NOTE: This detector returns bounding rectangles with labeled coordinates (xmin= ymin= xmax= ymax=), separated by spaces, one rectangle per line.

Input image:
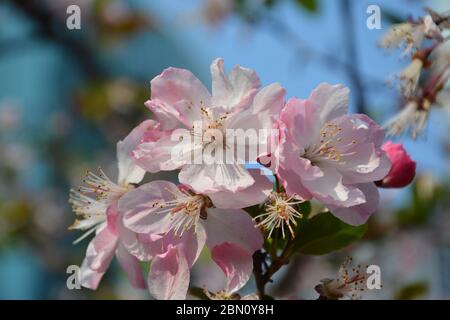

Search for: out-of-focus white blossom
xmin=384 ymin=100 xmax=430 ymax=138
xmin=200 ymin=0 xmax=234 ymax=26
xmin=431 ymin=43 xmax=450 ymax=89
xmin=315 ymin=257 xmax=367 ymax=300
xmin=379 ymin=15 xmax=442 ymax=57
xmin=399 ymin=58 xmax=423 ymax=96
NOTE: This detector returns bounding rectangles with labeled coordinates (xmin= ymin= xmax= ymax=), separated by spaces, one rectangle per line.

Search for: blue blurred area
xmin=0 ymin=245 xmax=44 ymax=299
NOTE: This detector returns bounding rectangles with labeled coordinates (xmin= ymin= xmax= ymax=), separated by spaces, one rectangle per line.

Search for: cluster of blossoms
xmin=69 ymin=58 xmax=415 ymax=299
xmin=380 ymin=9 xmax=450 ymax=138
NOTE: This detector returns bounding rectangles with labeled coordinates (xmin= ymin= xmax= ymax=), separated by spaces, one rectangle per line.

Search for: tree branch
xmin=340 ymin=0 xmax=368 ymax=114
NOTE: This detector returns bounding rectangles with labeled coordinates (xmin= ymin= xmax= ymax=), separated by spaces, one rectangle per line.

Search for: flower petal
xmin=148 ymin=245 xmax=190 ymax=300
xmin=251 ymin=83 xmax=285 ymax=118
xmin=162 ymin=225 xmax=206 ymax=267
xmin=84 ymin=225 xmax=118 ymax=273
xmin=279 ymin=97 xmax=320 ymax=150
xmin=204 ymin=208 xmax=263 ymax=253
xmin=211 ymin=242 xmax=254 ymax=293
xmin=144 ymin=100 xmax=180 ymax=131
xmin=302 ymin=166 xmax=366 ymax=208
xmin=115 ymin=243 xmax=146 ymax=289
xmin=133 ymin=132 xmax=198 ymax=173
xmin=326 ymin=183 xmax=379 ymax=226
xmin=119 ymin=215 xmax=164 ymax=261
xmin=117 ymin=120 xmax=157 ymax=185
xmin=339 ymin=143 xmax=391 ymax=184
xmin=277 ymin=166 xmax=313 ymax=200
xmin=211 ymin=58 xmax=260 ymax=112
xmin=309 ymin=83 xmax=349 ymax=125
xmin=179 ymin=163 xmax=254 ymax=194
xmin=120 ymin=181 xmax=180 ymax=234
xmin=208 ymin=169 xmax=272 ymax=209
xmin=79 ymin=258 xmax=105 ymax=290
xmin=150 ymin=67 xmax=211 ymax=127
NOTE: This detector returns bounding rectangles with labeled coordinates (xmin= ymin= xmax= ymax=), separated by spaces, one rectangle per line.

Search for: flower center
xmin=69 ymin=168 xmax=128 ymax=244
xmin=152 ymin=187 xmax=212 ymax=237
xmin=187 ymin=104 xmax=230 ymax=151
xmin=253 ymin=192 xmax=304 ymax=239
xmin=304 ymin=122 xmax=356 ymax=165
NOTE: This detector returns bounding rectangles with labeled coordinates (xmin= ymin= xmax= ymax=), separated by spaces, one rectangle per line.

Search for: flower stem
xmin=253 ymin=237 xmax=296 ymax=299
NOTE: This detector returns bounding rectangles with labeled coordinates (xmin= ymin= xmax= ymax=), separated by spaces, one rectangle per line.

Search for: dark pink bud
xmin=377 ymin=141 xmax=416 ymax=188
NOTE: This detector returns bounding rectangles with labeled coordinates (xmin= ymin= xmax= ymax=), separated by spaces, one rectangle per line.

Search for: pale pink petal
xmin=133 ymin=133 xmax=198 ymax=173
xmin=302 ymin=167 xmax=366 ymax=208
xmin=84 ymin=226 xmax=118 ymax=272
xmin=106 ymin=202 xmax=122 ymax=235
xmin=119 ymin=215 xmax=164 ymax=261
xmin=277 ymin=166 xmax=313 ymax=200
xmin=251 ymin=83 xmax=285 ymax=118
xmin=117 ymin=120 xmax=157 ymax=185
xmin=179 ymin=163 xmax=254 ymax=194
xmin=148 ymin=245 xmax=190 ymax=300
xmin=279 ymin=141 xmax=323 ymax=181
xmin=339 ymin=143 xmax=391 ymax=184
xmin=162 ymin=225 xmax=206 ymax=267
xmin=279 ymin=98 xmax=320 ymax=150
xmin=354 ymin=114 xmax=386 ymax=147
xmin=150 ymin=67 xmax=211 ymax=127
xmin=204 ymin=208 xmax=263 ymax=253
xmin=309 ymin=83 xmax=349 ymax=125
xmin=144 ymin=99 xmax=180 ymax=131
xmin=120 ymin=181 xmax=180 ymax=234
xmin=327 ymin=183 xmax=379 ymax=226
xmin=208 ymin=170 xmax=272 ymax=209
xmin=211 ymin=58 xmax=260 ymax=112
xmin=79 ymin=258 xmax=105 ymax=290
xmin=211 ymin=242 xmax=254 ymax=293
xmin=115 ymin=242 xmax=146 ymax=289
xmin=224 ymin=111 xmax=273 ymax=165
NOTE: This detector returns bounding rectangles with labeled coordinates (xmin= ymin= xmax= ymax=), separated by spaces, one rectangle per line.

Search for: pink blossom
xmin=133 ymin=58 xmax=284 ymax=196
xmin=276 ymin=83 xmax=391 ymax=226
xmin=377 ymin=141 xmax=416 ymax=188
xmin=69 ymin=120 xmax=160 ymax=289
xmin=118 ymin=180 xmax=264 ymax=299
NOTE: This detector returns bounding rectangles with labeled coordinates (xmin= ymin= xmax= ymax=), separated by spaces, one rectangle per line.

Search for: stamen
xmin=254 ymin=192 xmax=304 ymax=239
xmin=151 ymin=187 xmax=211 ymax=237
xmin=68 ymin=168 xmax=127 ymax=243
xmin=304 ymin=122 xmax=357 ymax=165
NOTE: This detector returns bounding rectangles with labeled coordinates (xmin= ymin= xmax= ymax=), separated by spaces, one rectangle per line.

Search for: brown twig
xmin=340 ymin=0 xmax=368 ymax=115
xmin=253 ymin=237 xmax=296 ymax=299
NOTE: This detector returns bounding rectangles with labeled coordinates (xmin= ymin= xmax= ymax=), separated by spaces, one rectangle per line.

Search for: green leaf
xmin=298 ymin=200 xmax=311 ymax=218
xmin=295 ymin=0 xmax=318 ymax=13
xmin=394 ymin=282 xmax=428 ymax=300
xmin=293 ymin=212 xmax=367 ymax=255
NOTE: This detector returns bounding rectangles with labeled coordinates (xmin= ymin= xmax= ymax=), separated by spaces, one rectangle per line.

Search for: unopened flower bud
xmin=377 ymin=141 xmax=416 ymax=188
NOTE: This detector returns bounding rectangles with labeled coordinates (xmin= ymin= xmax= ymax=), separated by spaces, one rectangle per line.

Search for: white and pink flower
xmin=118 ymin=180 xmax=264 ymax=300
xmin=133 ymin=58 xmax=284 ymax=196
xmin=276 ymin=83 xmax=391 ymax=226
xmin=69 ymin=120 xmax=159 ymax=289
